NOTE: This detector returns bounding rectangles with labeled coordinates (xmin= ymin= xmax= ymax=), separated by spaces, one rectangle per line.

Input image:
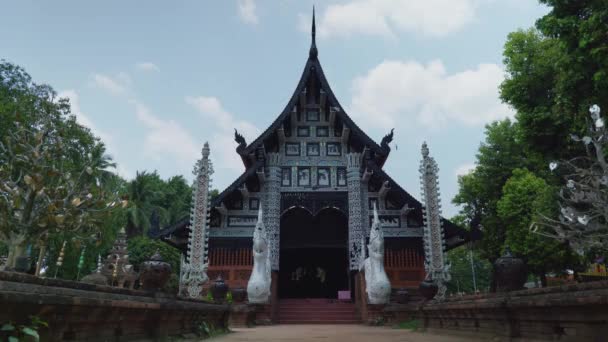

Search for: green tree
xmin=124 ymin=171 xmax=163 ymax=238
xmin=161 ymin=175 xmax=192 ymax=226
xmin=127 ymin=236 xmax=181 ymax=292
xmin=501 ymin=0 xmax=608 ymax=161
xmin=497 ymin=169 xmax=579 ymax=285
xmin=446 ymin=247 xmax=492 ymax=295
xmin=123 ymin=171 xmax=192 ymax=238
xmin=453 ymin=119 xmax=537 ymax=262
xmin=0 ymin=61 xmax=121 ymax=269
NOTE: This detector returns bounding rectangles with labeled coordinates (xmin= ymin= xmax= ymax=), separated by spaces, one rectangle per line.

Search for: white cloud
xmin=310 ymin=0 xmax=479 ymax=39
xmin=237 ymin=0 xmax=258 ymax=25
xmin=349 ymin=59 xmax=513 ymax=130
xmin=58 ymin=90 xmax=114 ymax=146
xmin=455 ymin=163 xmax=476 ymax=177
xmin=57 ymin=90 xmax=133 ymax=178
xmin=186 ymin=96 xmax=260 ymax=173
xmin=131 ymin=100 xmax=200 ymax=166
xmin=135 ymin=62 xmax=160 ymax=72
xmin=91 ymin=73 xmax=129 ymax=95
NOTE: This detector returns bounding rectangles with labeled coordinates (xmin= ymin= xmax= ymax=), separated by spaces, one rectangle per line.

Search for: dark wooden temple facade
xmin=151 ymin=14 xmax=472 ymax=300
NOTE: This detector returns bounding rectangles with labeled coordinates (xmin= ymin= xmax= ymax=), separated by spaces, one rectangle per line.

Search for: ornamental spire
xmin=419 ymin=142 xmax=450 ymax=300
xmin=309 ymin=6 xmax=318 ymax=59
xmin=181 ymin=142 xmax=212 ymax=298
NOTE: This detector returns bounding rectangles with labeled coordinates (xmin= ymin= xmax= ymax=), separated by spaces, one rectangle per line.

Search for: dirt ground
xmin=207 ymin=324 xmax=488 ymax=342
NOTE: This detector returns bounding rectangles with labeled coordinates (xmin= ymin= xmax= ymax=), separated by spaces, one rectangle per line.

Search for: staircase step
xmin=278 ymin=319 xmax=361 ymax=324
xmin=279 ymin=307 xmax=356 ymax=312
xmin=278 ymin=299 xmax=361 ymax=324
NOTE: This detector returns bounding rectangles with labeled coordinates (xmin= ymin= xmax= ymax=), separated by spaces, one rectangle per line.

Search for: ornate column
xmin=419 ymin=142 xmax=450 ymax=300
xmin=347 ymin=152 xmax=363 ymax=270
xmin=181 ymin=142 xmax=212 ymax=298
xmin=265 ymin=152 xmax=281 ymax=270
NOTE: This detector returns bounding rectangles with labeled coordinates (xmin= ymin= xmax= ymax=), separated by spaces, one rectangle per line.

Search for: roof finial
xmin=309 ymin=6 xmax=318 ymax=59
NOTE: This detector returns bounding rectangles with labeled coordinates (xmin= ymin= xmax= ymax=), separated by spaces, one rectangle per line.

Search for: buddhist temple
xmin=151 ymin=11 xmax=473 ymax=304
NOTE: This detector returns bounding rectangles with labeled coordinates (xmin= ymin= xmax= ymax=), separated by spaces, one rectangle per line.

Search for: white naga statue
xmin=247 ymin=207 xmax=272 ymax=303
xmin=361 ymin=204 xmax=391 ymax=304
xmin=180 ymin=143 xmax=211 ymax=298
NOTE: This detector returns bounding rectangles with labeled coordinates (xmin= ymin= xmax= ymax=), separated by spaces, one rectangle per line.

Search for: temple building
xmin=151 ymin=12 xmax=472 ymax=302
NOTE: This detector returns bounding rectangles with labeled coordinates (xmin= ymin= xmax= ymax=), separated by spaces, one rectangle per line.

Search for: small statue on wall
xmin=247 ymin=207 xmax=272 ymax=303
xmin=361 ymin=204 xmax=391 ymax=304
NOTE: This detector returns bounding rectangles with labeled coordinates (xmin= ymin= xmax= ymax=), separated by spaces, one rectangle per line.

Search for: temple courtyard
xmin=207 ymin=325 xmax=484 ymax=342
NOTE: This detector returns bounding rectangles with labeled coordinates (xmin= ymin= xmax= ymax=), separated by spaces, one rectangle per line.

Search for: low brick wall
xmin=0 ymin=271 xmax=229 ymax=341
xmin=380 ymin=281 xmax=608 ymax=341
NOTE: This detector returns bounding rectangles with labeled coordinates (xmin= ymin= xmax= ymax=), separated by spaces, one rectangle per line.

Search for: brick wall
xmin=0 ymin=271 xmax=229 ymax=341
xmin=381 ymin=280 xmax=608 ymax=341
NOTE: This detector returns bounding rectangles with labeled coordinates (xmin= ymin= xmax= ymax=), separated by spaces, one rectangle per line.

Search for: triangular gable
xmin=237 ymin=46 xmax=391 ymax=169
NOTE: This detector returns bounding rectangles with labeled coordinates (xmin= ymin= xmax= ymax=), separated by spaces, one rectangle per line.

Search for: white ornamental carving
xmin=347 ymin=152 xmax=364 ymax=270
xmin=181 ymin=142 xmax=212 ymax=298
xmin=247 ymin=207 xmax=272 ymax=303
xmin=419 ymin=142 xmax=451 ymax=300
xmin=360 ymin=204 xmax=391 ymax=304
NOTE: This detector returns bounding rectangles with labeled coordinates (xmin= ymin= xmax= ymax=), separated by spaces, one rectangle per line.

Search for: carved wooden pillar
xmin=347 ymin=152 xmax=363 ymax=270
xmin=265 ymin=153 xmax=281 ymax=271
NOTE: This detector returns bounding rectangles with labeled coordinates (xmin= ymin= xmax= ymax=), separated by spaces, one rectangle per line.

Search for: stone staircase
xmin=278 ymin=298 xmax=361 ymax=324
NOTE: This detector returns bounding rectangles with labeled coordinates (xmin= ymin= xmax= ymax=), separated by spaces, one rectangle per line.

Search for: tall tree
xmin=124 ymin=171 xmax=161 ymax=238
xmin=454 ymin=1 xmax=606 ymax=283
xmin=501 ymin=1 xmax=608 ymax=161
xmin=453 ymin=119 xmax=538 ymax=262
xmin=123 ymin=171 xmax=192 ymax=238
xmin=0 ymin=61 xmax=121 ymax=269
xmin=497 ymin=168 xmax=579 ymax=285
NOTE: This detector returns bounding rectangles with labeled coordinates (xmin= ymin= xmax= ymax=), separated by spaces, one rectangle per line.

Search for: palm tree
xmin=124 ymin=171 xmax=167 ymax=238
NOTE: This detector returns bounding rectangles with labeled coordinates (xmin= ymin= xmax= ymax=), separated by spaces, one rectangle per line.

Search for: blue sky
xmin=1 ymin=0 xmax=548 ymax=217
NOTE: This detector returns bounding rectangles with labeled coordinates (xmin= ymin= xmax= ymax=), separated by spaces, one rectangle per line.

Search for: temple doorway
xmin=279 ymin=207 xmax=349 ymax=299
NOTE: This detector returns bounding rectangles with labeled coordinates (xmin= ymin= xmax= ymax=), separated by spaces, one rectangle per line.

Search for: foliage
xmin=497 ymin=169 xmax=580 ymax=283
xmin=501 ymin=0 xmax=608 ymax=161
xmin=453 ymin=120 xmax=541 ymax=262
xmin=127 ymin=236 xmax=180 ymax=272
xmin=1 ymin=316 xmax=48 ymax=342
xmin=0 ymin=61 xmax=122 ymax=269
xmin=193 ymin=320 xmax=226 ymax=339
xmin=446 ymin=246 xmax=492 ymax=295
xmin=500 ymin=29 xmax=578 ymax=159
xmin=124 ymin=171 xmax=191 ymax=238
xmin=393 ymin=319 xmax=420 ymax=331
xmin=226 ymin=290 xmax=233 ymax=304
xmin=537 ymin=0 xmax=608 ymax=115
xmin=454 ymin=1 xmax=608 ymax=282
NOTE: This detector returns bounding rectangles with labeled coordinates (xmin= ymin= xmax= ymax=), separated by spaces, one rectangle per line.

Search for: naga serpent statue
xmin=247 ymin=207 xmax=272 ymax=303
xmin=361 ymin=204 xmax=391 ymax=304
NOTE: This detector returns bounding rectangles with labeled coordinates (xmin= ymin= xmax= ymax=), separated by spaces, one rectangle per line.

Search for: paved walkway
xmin=210 ymin=325 xmax=483 ymax=341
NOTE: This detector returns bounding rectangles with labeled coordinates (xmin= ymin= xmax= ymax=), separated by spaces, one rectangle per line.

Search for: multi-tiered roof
xmin=151 ymin=10 xmax=475 ymax=249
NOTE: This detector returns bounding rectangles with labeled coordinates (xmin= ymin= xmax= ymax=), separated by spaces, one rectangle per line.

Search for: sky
xmin=0 ymin=0 xmax=549 ymax=217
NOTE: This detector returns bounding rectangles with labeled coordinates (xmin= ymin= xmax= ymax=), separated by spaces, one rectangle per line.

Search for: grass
xmin=394 ymin=319 xmax=420 ymax=331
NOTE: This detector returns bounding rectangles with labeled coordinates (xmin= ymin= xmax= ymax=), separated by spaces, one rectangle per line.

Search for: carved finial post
xmin=419 ymin=142 xmax=450 ymax=300
xmin=181 ymin=142 xmax=212 ymax=298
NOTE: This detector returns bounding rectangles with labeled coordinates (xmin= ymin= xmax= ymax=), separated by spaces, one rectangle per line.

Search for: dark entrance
xmin=279 ymin=206 xmax=349 ymax=299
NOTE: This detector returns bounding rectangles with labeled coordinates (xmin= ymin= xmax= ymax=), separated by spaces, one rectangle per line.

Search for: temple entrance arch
xmin=279 ymin=205 xmax=349 ymax=299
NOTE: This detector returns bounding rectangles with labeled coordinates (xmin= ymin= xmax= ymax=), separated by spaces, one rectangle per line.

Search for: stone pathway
xmin=209 ymin=325 xmax=484 ymax=341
